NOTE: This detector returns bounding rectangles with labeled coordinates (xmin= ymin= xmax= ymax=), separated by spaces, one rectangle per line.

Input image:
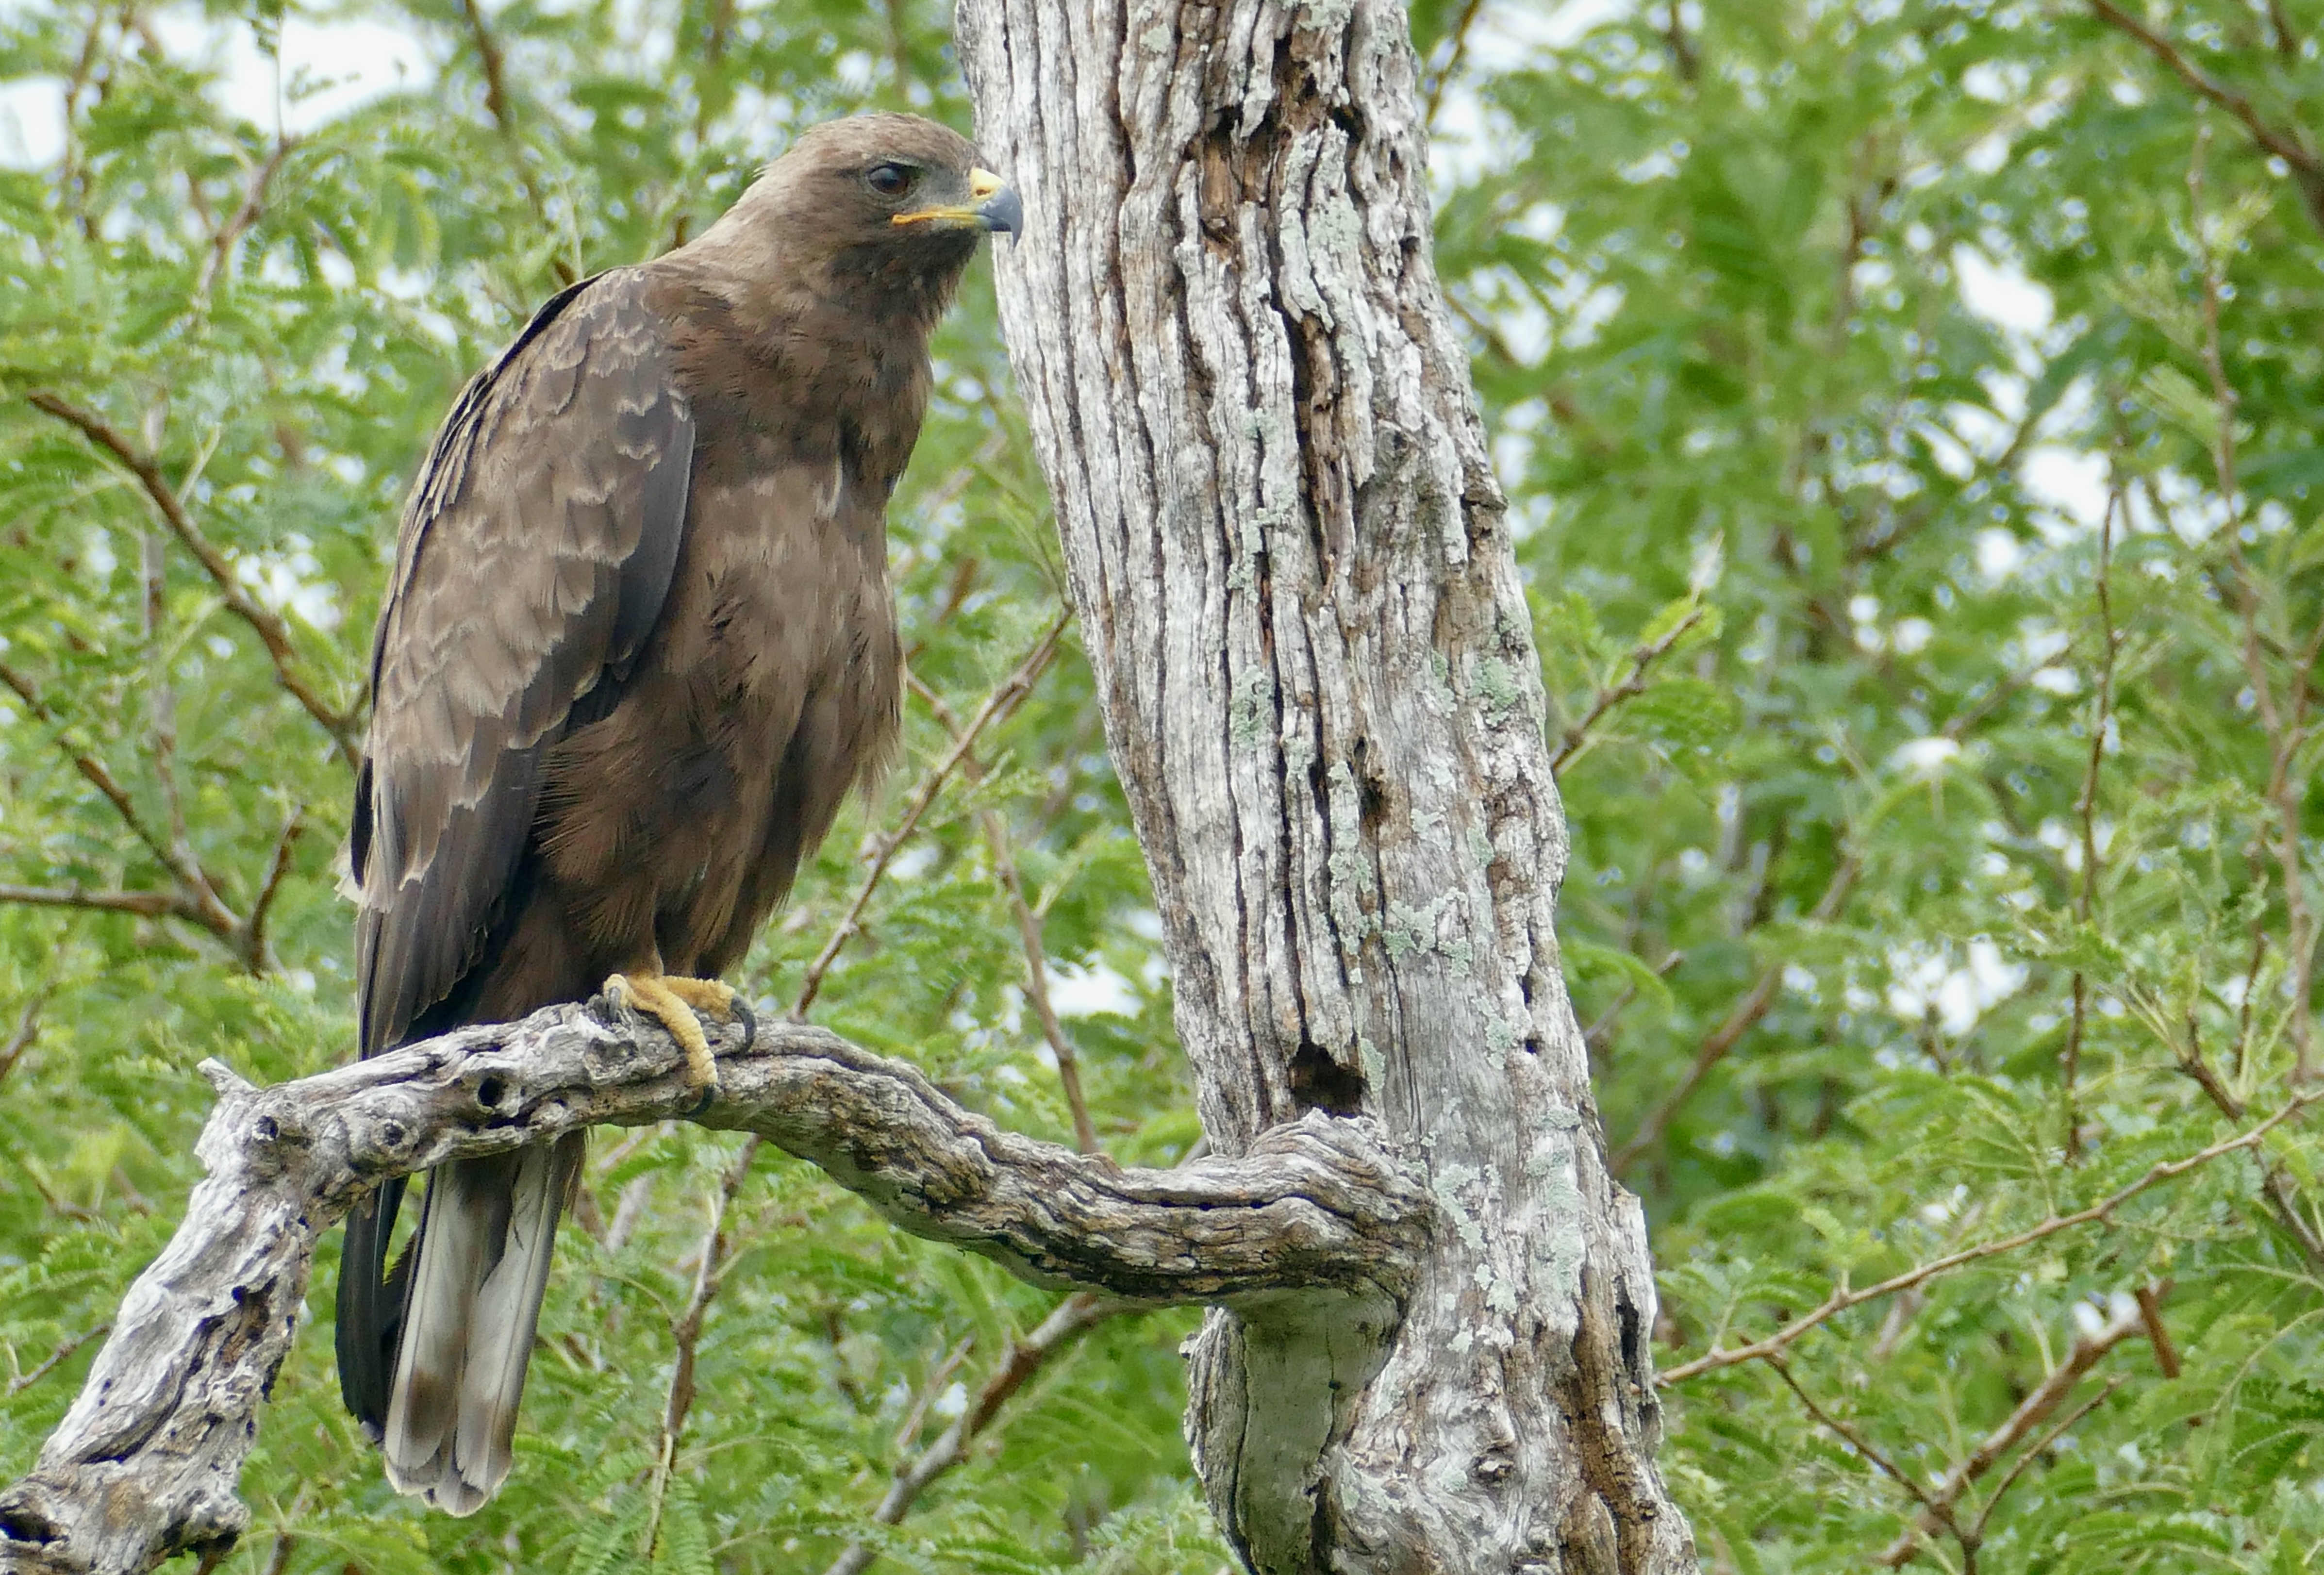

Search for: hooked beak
xmin=892 ymin=167 xmax=1023 ymax=242
xmin=968 ymin=167 xmax=1023 ymax=240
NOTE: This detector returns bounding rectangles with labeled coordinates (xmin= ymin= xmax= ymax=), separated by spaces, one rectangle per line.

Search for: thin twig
xmin=2086 ymin=0 xmax=2324 ymax=236
xmin=2188 ymin=128 xmax=2320 ymax=1082
xmin=1966 ymin=1378 xmax=2120 ymax=1544
xmin=2133 ymin=1281 xmax=2180 ymax=1378
xmin=821 ymin=1293 xmax=1127 ymax=1575
xmin=2062 ymin=473 xmax=2125 ymax=1159
xmin=0 ymin=654 xmax=299 ymax=970
xmin=2265 ymin=0 xmax=2301 ymax=59
xmin=1661 ymin=0 xmax=1699 ymax=83
xmin=891 ymin=1333 xmax=976 ymax=1458
xmin=1770 ymin=1358 xmax=1951 ymax=1529
xmin=0 ymin=988 xmax=48 ymax=1089
xmin=906 ymin=667 xmax=1100 ymax=1153
xmin=643 ymin=1133 xmax=761 ymax=1558
xmin=7 ymin=1324 xmax=110 ymax=1397
xmin=1659 ymin=1099 xmax=2316 ymax=1383
xmin=25 ymin=393 xmax=361 ymax=767
xmin=2171 ymin=996 xmax=2324 ymax=1274
xmin=1421 ymin=0 xmax=1488 ymax=127
xmin=456 ymin=0 xmax=574 ymax=285
xmin=0 ymin=659 xmax=219 ymax=912
xmin=239 ymin=807 xmax=305 ymax=973
xmin=1551 ymin=605 xmax=1708 ymax=774
xmin=0 ymin=884 xmax=202 ymax=922
xmin=191 ymin=135 xmax=295 ymax=310
xmin=1612 ymin=855 xmax=1858 ymax=1172
xmin=1874 ymin=1288 xmax=2154 ymax=1566
xmin=791 ymin=612 xmax=1072 ymax=1018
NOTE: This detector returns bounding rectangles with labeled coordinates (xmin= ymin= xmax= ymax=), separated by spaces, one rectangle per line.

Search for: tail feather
xmin=382 ymin=1134 xmax=585 ymax=1515
xmin=454 ymin=1138 xmax=578 ymax=1490
xmin=336 ymin=1176 xmax=407 ymax=1433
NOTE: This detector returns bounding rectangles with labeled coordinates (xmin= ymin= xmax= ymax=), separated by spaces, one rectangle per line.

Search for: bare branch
xmin=1660 ymin=1101 xmax=2316 ymax=1383
xmin=2086 ymin=0 xmax=2324 ymax=236
xmin=824 ymin=1292 xmax=1127 ymax=1575
xmin=24 ymin=393 xmax=362 ymax=767
xmin=792 ymin=612 xmax=1072 ymax=1016
xmin=0 ymin=1003 xmax=1422 ymax=1575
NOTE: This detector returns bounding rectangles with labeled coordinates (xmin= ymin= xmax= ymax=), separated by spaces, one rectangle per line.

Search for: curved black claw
xmin=730 ymin=995 xmax=758 ymax=1053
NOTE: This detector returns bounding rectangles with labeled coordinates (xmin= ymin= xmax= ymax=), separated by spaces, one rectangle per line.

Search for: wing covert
xmin=354 ymin=268 xmax=694 ymax=1057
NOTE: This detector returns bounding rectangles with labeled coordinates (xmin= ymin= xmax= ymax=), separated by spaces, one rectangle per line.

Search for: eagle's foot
xmin=604 ymin=973 xmax=736 ymax=1092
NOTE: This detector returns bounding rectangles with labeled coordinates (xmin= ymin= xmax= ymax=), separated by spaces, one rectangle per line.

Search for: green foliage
xmin=7 ymin=0 xmax=2324 ymax=1569
xmin=0 ymin=1 xmax=1219 ymax=1569
xmin=1434 ymin=0 xmax=2324 ymax=1566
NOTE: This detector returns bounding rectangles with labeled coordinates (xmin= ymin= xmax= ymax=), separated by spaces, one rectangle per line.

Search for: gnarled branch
xmin=0 ymin=1000 xmax=1424 ymax=1575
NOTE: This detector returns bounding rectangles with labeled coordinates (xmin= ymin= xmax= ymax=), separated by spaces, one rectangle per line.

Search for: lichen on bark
xmin=957 ymin=2 xmax=1697 ymax=1568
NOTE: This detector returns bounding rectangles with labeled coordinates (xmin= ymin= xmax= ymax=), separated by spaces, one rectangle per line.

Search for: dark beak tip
xmin=980 ymin=186 xmax=1025 ymax=242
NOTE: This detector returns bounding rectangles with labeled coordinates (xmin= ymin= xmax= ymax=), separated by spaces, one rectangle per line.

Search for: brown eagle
xmin=336 ymin=113 xmax=1019 ymax=1513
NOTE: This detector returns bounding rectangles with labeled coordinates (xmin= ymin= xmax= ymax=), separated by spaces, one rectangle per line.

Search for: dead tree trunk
xmin=956 ymin=5 xmax=1697 ymax=1571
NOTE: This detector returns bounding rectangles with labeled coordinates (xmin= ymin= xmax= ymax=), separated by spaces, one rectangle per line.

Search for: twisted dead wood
xmin=0 ymin=1000 xmax=1424 ymax=1575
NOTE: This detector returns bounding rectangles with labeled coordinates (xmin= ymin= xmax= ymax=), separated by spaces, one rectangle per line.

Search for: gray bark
xmin=0 ymin=1006 xmax=1421 ymax=1575
xmin=955 ymin=4 xmax=1696 ymax=1571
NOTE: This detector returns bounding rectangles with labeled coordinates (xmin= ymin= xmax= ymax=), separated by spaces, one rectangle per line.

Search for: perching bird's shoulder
xmin=354 ymin=268 xmax=696 ymax=1056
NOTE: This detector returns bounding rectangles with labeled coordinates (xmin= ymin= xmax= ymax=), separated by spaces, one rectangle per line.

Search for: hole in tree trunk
xmin=1288 ymin=1040 xmax=1366 ymax=1116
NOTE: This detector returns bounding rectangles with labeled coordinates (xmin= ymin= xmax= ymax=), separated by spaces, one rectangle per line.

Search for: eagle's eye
xmin=866 ymin=162 xmax=917 ymax=199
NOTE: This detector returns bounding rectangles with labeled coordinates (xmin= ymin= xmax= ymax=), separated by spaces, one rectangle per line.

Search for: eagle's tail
xmin=336 ymin=1175 xmax=407 ymax=1433
xmin=380 ymin=1134 xmax=585 ymax=1515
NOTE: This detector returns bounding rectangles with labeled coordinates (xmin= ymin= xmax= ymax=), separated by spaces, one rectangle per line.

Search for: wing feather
xmin=354 ymin=268 xmax=695 ymax=1058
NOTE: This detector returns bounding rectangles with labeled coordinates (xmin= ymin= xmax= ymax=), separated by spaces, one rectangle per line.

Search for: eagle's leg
xmin=603 ymin=972 xmax=738 ymax=1090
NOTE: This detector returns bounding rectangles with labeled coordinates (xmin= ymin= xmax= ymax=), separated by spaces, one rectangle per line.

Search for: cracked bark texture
xmin=0 ymin=1008 xmax=1422 ymax=1575
xmin=956 ymin=4 xmax=1696 ymax=1571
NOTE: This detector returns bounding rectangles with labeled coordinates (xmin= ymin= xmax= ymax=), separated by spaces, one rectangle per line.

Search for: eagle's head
xmin=700 ymin=112 xmax=1020 ymax=318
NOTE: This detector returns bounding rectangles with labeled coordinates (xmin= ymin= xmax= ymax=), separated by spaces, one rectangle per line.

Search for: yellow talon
xmin=604 ymin=973 xmax=737 ymax=1092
